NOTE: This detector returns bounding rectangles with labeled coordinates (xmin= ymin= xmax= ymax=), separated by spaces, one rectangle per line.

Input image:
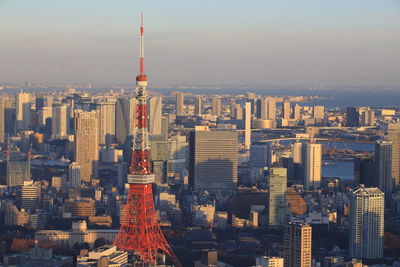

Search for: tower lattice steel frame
xmin=113 ymin=13 xmax=182 ymax=267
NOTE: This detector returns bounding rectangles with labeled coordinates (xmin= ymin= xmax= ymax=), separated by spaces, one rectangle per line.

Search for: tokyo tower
xmin=113 ymin=13 xmax=182 ymax=267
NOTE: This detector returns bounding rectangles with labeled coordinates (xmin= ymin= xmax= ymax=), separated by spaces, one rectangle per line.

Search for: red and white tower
xmin=113 ymin=14 xmax=182 ymax=267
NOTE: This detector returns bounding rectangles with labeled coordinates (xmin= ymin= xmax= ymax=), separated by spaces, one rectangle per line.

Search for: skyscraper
xmin=0 ymin=98 xmax=4 ymax=143
xmin=249 ymin=143 xmax=271 ymax=168
xmin=361 ymin=109 xmax=375 ymax=126
xmin=354 ymin=156 xmax=375 ymax=186
xmin=291 ymin=142 xmax=302 ymax=164
xmin=293 ymin=104 xmax=301 ymax=120
xmin=74 ymin=111 xmax=99 ymax=183
xmin=302 ymin=142 xmax=322 ymax=189
xmin=268 ymin=168 xmax=287 ymax=226
xmin=115 ymin=97 xmax=136 ymax=144
xmin=148 ymin=97 xmax=162 ymax=135
xmin=51 ymin=103 xmax=68 ymax=139
xmin=189 ymin=127 xmax=238 ymax=191
xmin=282 ymin=101 xmax=291 ymax=120
xmin=349 ymin=186 xmax=384 ymax=259
xmin=168 ymin=135 xmax=188 ymax=175
xmin=96 ymin=101 xmax=116 ymax=145
xmin=234 ymin=103 xmax=243 ymax=120
xmin=284 ymin=222 xmax=312 ymax=267
xmin=375 ymin=140 xmax=392 ymax=201
xmin=388 ymin=123 xmax=400 ymax=187
xmin=176 ymin=92 xmax=184 ymax=116
xmin=69 ymin=162 xmax=81 ymax=189
xmin=195 ymin=96 xmax=202 ymax=116
xmin=257 ymin=98 xmax=276 ymax=120
xmin=212 ymin=97 xmax=221 ymax=116
xmin=229 ymin=99 xmax=236 ymax=118
xmin=244 ymin=102 xmax=251 ymax=150
xmin=313 ymin=106 xmax=324 ymax=120
xmin=15 ymin=92 xmax=31 ymax=131
xmin=346 ymin=107 xmax=360 ymax=127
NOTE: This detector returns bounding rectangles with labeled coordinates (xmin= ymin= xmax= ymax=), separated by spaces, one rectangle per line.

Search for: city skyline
xmin=1 ymin=0 xmax=400 ymax=86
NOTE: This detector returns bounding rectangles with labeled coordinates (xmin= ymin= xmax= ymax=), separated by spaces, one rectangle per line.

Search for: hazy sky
xmin=1 ymin=0 xmax=400 ymax=86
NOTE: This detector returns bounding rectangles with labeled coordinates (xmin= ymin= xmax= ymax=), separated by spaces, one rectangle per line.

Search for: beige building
xmin=176 ymin=92 xmax=184 ymax=116
xmin=282 ymin=101 xmax=291 ymax=120
xmin=244 ymin=102 xmax=251 ymax=150
xmin=96 ymin=101 xmax=116 ymax=145
xmin=313 ymin=106 xmax=324 ymax=120
xmin=74 ymin=111 xmax=99 ymax=183
xmin=15 ymin=92 xmax=31 ymax=131
xmin=302 ymin=143 xmax=322 ymax=190
xmin=388 ymin=123 xmax=400 ymax=186
xmin=51 ymin=103 xmax=68 ymax=139
xmin=64 ymin=198 xmax=95 ymax=217
xmin=148 ymin=97 xmax=163 ymax=135
xmin=212 ymin=97 xmax=221 ymax=116
xmin=256 ymin=256 xmax=284 ymax=267
xmin=284 ymin=222 xmax=312 ymax=267
xmin=195 ymin=96 xmax=202 ymax=116
xmin=35 ymin=221 xmax=118 ymax=248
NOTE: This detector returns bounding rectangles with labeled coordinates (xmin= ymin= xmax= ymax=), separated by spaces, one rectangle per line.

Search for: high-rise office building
xmin=291 ymin=142 xmax=302 ymax=164
xmin=35 ymin=95 xmax=53 ymax=112
xmin=38 ymin=106 xmax=52 ymax=128
xmin=313 ymin=106 xmax=324 ymax=120
xmin=168 ymin=135 xmax=188 ymax=175
xmin=266 ymin=98 xmax=276 ymax=120
xmin=375 ymin=140 xmax=392 ymax=201
xmin=7 ymin=157 xmax=31 ymax=187
xmin=249 ymin=143 xmax=271 ymax=168
xmin=4 ymin=98 xmax=15 ymax=136
xmin=284 ymin=222 xmax=312 ymax=267
xmin=15 ymin=92 xmax=31 ymax=131
xmin=361 ymin=109 xmax=375 ymax=126
xmin=51 ymin=103 xmax=68 ymax=139
xmin=302 ymin=142 xmax=322 ymax=189
xmin=149 ymin=135 xmax=169 ymax=184
xmin=148 ymin=97 xmax=162 ymax=135
xmin=74 ymin=111 xmax=99 ymax=183
xmin=388 ymin=123 xmax=400 ymax=186
xmin=244 ymin=102 xmax=251 ymax=150
xmin=69 ymin=162 xmax=81 ymax=188
xmin=354 ymin=156 xmax=375 ymax=186
xmin=0 ymin=98 xmax=4 ymax=143
xmin=282 ymin=101 xmax=291 ymax=120
xmin=230 ymin=99 xmax=236 ymax=118
xmin=293 ymin=104 xmax=301 ymax=120
xmin=20 ymin=180 xmax=41 ymax=211
xmin=346 ymin=107 xmax=360 ymax=127
xmin=349 ymin=186 xmax=384 ymax=259
xmin=96 ymin=101 xmax=116 ymax=145
xmin=176 ymin=92 xmax=184 ymax=116
xmin=257 ymin=98 xmax=276 ymax=120
xmin=189 ymin=127 xmax=238 ymax=191
xmin=234 ymin=103 xmax=243 ymax=120
xmin=195 ymin=96 xmax=202 ymax=116
xmin=115 ymin=97 xmax=136 ymax=144
xmin=268 ymin=168 xmax=287 ymax=226
xmin=212 ymin=97 xmax=221 ymax=116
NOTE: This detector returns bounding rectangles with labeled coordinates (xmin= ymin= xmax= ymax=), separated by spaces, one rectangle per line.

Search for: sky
xmin=1 ymin=0 xmax=400 ymax=87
